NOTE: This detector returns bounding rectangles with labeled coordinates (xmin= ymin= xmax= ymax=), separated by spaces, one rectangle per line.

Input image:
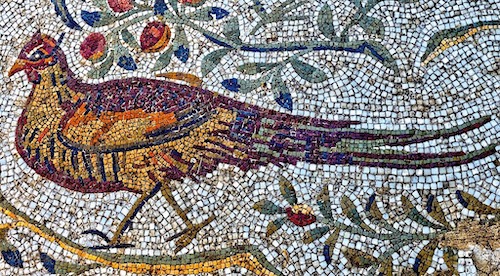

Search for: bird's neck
xmin=20 ymin=63 xmax=82 ymax=147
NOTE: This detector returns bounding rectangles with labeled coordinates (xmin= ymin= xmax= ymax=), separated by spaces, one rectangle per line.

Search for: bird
xmin=8 ymin=32 xmax=496 ymax=251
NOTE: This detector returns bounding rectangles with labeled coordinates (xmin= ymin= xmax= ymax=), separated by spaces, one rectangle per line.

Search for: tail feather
xmin=248 ymin=115 xmax=496 ymax=169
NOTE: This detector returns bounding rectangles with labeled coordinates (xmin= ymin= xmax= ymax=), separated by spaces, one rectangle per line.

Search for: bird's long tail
xmin=243 ymin=115 xmax=496 ymax=169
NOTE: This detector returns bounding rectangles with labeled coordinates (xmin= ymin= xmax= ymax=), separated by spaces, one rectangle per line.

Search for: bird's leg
xmin=161 ymin=184 xmax=215 ymax=252
xmin=109 ymin=183 xmax=162 ymax=245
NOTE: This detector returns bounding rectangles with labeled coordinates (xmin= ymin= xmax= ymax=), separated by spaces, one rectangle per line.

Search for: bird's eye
xmin=29 ymin=49 xmax=45 ymax=61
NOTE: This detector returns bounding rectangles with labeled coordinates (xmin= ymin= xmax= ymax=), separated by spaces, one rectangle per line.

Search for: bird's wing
xmin=58 ymin=79 xmax=218 ymax=153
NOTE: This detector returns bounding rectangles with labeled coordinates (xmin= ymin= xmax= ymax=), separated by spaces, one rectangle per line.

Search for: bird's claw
xmin=81 ymin=229 xmax=134 ymax=250
xmin=174 ymin=215 xmax=216 ymax=253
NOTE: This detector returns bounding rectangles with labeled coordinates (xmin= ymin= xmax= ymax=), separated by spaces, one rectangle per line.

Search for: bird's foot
xmin=173 ymin=215 xmax=216 ymax=253
xmin=81 ymin=229 xmax=134 ymax=250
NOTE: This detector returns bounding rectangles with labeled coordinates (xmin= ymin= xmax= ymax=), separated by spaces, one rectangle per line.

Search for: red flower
xmin=140 ymin=21 xmax=171 ymax=53
xmin=285 ymin=204 xmax=316 ymax=227
xmin=80 ymin=33 xmax=106 ymax=61
xmin=108 ymin=0 xmax=134 ymax=13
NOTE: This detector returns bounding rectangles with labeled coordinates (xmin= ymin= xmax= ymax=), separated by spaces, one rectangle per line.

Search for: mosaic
xmin=0 ymin=0 xmax=499 ymax=274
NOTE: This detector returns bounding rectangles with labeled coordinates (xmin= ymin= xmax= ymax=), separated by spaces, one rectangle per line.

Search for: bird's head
xmin=8 ymin=32 xmax=65 ymax=83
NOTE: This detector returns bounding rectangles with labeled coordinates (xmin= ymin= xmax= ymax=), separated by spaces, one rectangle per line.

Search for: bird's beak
xmin=8 ymin=59 xmax=26 ymax=77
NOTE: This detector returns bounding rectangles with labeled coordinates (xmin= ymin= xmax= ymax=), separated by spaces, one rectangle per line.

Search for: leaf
xmin=168 ymin=0 xmax=179 ymax=14
xmin=88 ymin=51 xmax=114 ymax=78
xmin=442 ymin=247 xmax=459 ymax=275
xmin=279 ymin=177 xmax=297 ymax=205
xmin=266 ymin=217 xmax=286 ymax=237
xmin=272 ymin=76 xmax=293 ymax=111
xmin=363 ymin=41 xmax=400 ymax=75
xmin=237 ymin=63 xmax=279 ymax=75
xmin=223 ymin=17 xmax=242 ymax=44
xmin=51 ymin=0 xmax=82 ymax=30
xmin=116 ymin=47 xmax=137 ymax=71
xmin=303 ymin=226 xmax=330 ymax=243
xmin=359 ymin=16 xmax=385 ymax=37
xmin=253 ymin=199 xmax=284 ymax=215
xmin=174 ymin=26 xmax=189 ymax=47
xmin=349 ymin=0 xmax=363 ymax=8
xmin=121 ymin=29 xmax=140 ymax=49
xmin=209 ymin=7 xmax=230 ymax=20
xmin=378 ymin=257 xmax=393 ymax=276
xmin=426 ymin=195 xmax=451 ymax=229
xmin=402 ymin=195 xmax=444 ymax=230
xmin=222 ymin=78 xmax=240 ymax=92
xmin=201 ymin=48 xmax=231 ymax=76
xmin=91 ymin=0 xmax=108 ymax=10
xmin=223 ymin=77 xmax=268 ymax=93
xmin=343 ymin=248 xmax=378 ymax=268
xmin=413 ymin=240 xmax=438 ymax=275
xmin=152 ymin=46 xmax=174 ymax=71
xmin=318 ymin=4 xmax=335 ymax=39
xmin=186 ymin=7 xmax=216 ymax=21
xmin=154 ymin=0 xmax=168 ymax=15
xmin=174 ymin=45 xmax=189 ymax=63
xmin=365 ymin=194 xmax=383 ymax=220
xmin=341 ymin=196 xmax=362 ymax=225
xmin=40 ymin=253 xmax=56 ymax=273
xmin=456 ymin=190 xmax=500 ymax=215
xmin=317 ymin=185 xmax=333 ymax=219
xmin=290 ymin=58 xmax=328 ymax=83
xmin=40 ymin=252 xmax=101 ymax=274
xmin=1 ymin=249 xmax=23 ymax=268
xmin=323 ymin=228 xmax=340 ymax=265
xmin=81 ymin=11 xmax=114 ymax=27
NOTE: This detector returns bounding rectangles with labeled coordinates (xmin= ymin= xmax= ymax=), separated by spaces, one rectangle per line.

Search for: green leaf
xmin=266 ymin=217 xmax=286 ymax=237
xmin=201 ymin=48 xmax=231 ymax=76
xmin=91 ymin=0 xmax=108 ymax=10
xmin=121 ymin=29 xmax=139 ymax=49
xmin=237 ymin=77 xmax=269 ymax=94
xmin=253 ymin=199 xmax=284 ymax=215
xmin=169 ymin=0 xmax=179 ymax=14
xmin=342 ymin=195 xmax=373 ymax=231
xmin=343 ymin=248 xmax=378 ymax=268
xmin=88 ymin=51 xmax=114 ymax=78
xmin=318 ymin=4 xmax=335 ymax=39
xmin=88 ymin=12 xmax=116 ymax=28
xmin=414 ymin=240 xmax=438 ymax=275
xmin=270 ymin=71 xmax=286 ymax=91
xmin=402 ymin=196 xmax=444 ymax=230
xmin=185 ymin=7 xmax=215 ymax=21
xmin=303 ymin=226 xmax=330 ymax=243
xmin=279 ymin=177 xmax=297 ymax=205
xmin=290 ymin=58 xmax=328 ymax=83
xmin=152 ymin=46 xmax=174 ymax=71
xmin=317 ymin=185 xmax=333 ymax=219
xmin=349 ymin=0 xmax=363 ymax=8
xmin=443 ymin=247 xmax=458 ymax=275
xmin=237 ymin=63 xmax=279 ymax=75
xmin=223 ymin=17 xmax=242 ymax=44
xmin=359 ymin=16 xmax=385 ymax=36
xmin=174 ymin=26 xmax=188 ymax=47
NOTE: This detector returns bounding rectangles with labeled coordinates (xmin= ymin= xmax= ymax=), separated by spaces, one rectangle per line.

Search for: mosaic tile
xmin=0 ymin=0 xmax=499 ymax=275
